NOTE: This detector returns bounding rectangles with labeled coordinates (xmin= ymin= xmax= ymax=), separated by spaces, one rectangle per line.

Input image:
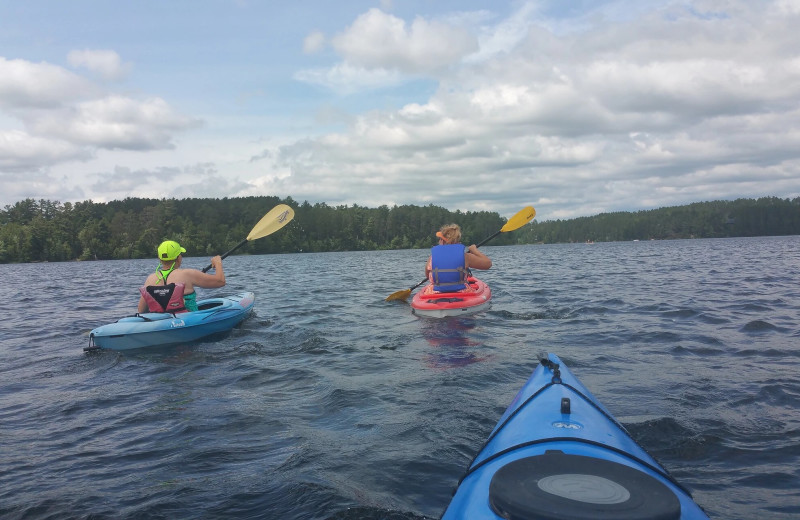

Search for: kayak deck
xmin=442 ymin=353 xmax=709 ymax=519
xmin=411 ymin=276 xmax=491 ymax=318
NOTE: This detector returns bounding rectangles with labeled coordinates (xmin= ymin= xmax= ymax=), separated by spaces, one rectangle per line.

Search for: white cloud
xmin=67 ymin=49 xmax=131 ymax=81
xmin=303 ymin=31 xmax=326 ymax=54
xmin=0 ymin=57 xmax=98 ymax=109
xmin=87 ymin=163 xmax=252 ymax=201
xmin=295 ymin=8 xmax=479 ymax=93
xmin=0 ymin=57 xmax=201 ymax=152
xmin=0 ymin=171 xmax=86 ymax=205
xmin=331 ymin=8 xmax=478 ymax=74
xmin=27 ymin=95 xmax=202 ymax=150
xmin=0 ymin=54 xmax=203 ymax=205
xmin=774 ymin=0 xmax=800 ymax=14
xmin=294 ymin=62 xmax=405 ymax=94
xmin=465 ymin=2 xmax=537 ymax=63
xmin=0 ymin=130 xmax=91 ymax=171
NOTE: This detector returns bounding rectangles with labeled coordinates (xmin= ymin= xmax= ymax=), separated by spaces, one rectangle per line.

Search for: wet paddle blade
xmin=385 ymin=289 xmax=412 ymax=302
xmin=247 ymin=204 xmax=295 ymax=241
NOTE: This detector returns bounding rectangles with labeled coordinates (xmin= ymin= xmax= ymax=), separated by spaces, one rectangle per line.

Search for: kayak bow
xmin=442 ymin=352 xmax=709 ymax=519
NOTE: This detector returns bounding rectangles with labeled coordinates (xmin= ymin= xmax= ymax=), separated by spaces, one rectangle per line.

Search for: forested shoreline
xmin=1 ymin=196 xmax=798 ymax=263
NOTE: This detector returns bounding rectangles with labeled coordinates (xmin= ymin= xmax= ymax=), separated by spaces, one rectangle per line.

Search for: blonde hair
xmin=437 ymin=223 xmax=462 ymax=244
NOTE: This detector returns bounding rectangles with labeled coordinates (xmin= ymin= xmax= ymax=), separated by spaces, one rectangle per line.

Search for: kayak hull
xmin=87 ymin=292 xmax=255 ymax=351
xmin=442 ymin=353 xmax=709 ymax=519
xmin=411 ymin=277 xmax=491 ymax=318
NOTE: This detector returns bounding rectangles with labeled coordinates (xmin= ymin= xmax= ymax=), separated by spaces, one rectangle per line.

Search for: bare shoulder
xmin=171 ymin=268 xmax=202 ymax=282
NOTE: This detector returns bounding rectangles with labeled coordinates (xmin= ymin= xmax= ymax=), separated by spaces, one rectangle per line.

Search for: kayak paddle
xmin=385 ymin=205 xmax=536 ymax=302
xmin=201 ymin=204 xmax=295 ymax=273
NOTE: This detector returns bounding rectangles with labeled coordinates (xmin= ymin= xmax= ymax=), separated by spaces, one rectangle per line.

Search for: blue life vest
xmin=431 ymin=244 xmax=467 ymax=292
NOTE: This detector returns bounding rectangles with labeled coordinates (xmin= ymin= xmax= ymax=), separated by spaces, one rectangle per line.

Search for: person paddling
xmin=425 ymin=224 xmax=492 ymax=292
xmin=138 ymin=240 xmax=226 ymax=313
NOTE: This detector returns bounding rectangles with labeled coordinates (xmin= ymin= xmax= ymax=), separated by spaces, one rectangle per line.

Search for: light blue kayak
xmin=86 ymin=292 xmax=255 ymax=351
xmin=442 ymin=353 xmax=709 ymax=520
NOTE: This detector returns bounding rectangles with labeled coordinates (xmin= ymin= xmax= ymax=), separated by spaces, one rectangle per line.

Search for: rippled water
xmin=1 ymin=236 xmax=799 ymax=519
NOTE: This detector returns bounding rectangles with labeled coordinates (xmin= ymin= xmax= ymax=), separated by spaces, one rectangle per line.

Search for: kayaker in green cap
xmin=137 ymin=240 xmax=225 ymax=313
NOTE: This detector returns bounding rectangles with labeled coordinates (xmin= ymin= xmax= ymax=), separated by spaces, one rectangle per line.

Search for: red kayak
xmin=411 ymin=276 xmax=492 ymax=318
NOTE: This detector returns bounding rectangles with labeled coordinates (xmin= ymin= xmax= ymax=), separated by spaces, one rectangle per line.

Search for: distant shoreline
xmin=1 ymin=196 xmax=798 ymax=263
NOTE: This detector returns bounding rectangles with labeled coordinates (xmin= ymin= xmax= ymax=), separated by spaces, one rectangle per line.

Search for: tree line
xmin=0 ymin=196 xmax=798 ymax=263
xmin=516 ymin=197 xmax=800 ymax=244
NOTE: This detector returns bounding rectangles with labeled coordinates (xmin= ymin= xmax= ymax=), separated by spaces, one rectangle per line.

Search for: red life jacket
xmin=139 ymin=283 xmax=188 ymax=313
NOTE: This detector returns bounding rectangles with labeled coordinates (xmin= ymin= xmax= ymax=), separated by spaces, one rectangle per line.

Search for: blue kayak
xmin=86 ymin=292 xmax=255 ymax=351
xmin=442 ymin=353 xmax=709 ymax=520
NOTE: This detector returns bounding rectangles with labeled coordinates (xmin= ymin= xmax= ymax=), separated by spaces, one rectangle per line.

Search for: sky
xmin=2 ymin=0 xmax=800 ymax=221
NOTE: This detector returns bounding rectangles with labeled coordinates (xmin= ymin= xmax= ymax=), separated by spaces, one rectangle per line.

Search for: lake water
xmin=1 ymin=237 xmax=799 ymax=519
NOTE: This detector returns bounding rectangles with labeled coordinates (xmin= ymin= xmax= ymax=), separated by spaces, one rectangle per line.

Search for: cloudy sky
xmin=2 ymin=0 xmax=800 ymax=220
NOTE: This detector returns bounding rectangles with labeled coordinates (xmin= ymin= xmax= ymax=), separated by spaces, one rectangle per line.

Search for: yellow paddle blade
xmin=247 ymin=204 xmax=295 ymax=241
xmin=385 ymin=289 xmax=412 ymax=302
xmin=501 ymin=206 xmax=536 ymax=232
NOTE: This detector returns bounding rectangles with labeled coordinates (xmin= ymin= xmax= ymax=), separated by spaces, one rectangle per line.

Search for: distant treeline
xmin=517 ymin=197 xmax=800 ymax=244
xmin=0 ymin=196 xmax=506 ymax=263
xmin=0 ymin=196 xmax=798 ymax=263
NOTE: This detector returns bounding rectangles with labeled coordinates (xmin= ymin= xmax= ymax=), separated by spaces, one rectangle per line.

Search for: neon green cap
xmin=157 ymin=240 xmax=186 ymax=261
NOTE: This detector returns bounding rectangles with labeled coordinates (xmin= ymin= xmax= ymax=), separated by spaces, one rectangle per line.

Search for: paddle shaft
xmin=201 ymin=238 xmax=248 ymax=273
xmin=475 ymin=230 xmax=501 ymax=248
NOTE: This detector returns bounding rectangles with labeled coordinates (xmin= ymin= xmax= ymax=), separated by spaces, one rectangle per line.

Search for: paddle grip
xmin=202 ymin=238 xmax=248 ymax=273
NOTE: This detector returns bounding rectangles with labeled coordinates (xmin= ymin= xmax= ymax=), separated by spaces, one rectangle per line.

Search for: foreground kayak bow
xmin=442 ymin=352 xmax=709 ymax=519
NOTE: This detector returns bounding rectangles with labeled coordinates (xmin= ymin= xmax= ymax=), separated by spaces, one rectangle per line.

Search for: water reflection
xmin=419 ymin=316 xmax=492 ymax=369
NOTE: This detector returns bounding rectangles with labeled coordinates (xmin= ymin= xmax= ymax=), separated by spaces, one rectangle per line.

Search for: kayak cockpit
xmin=197 ymin=300 xmax=224 ymax=311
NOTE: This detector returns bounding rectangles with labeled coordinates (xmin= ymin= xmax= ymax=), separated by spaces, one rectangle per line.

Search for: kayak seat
xmin=489 ymin=451 xmax=681 ymax=520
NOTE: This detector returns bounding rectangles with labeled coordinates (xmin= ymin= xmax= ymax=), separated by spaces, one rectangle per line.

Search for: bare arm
xmin=465 ymin=245 xmax=492 ymax=270
xmin=188 ymin=255 xmax=226 ymax=288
